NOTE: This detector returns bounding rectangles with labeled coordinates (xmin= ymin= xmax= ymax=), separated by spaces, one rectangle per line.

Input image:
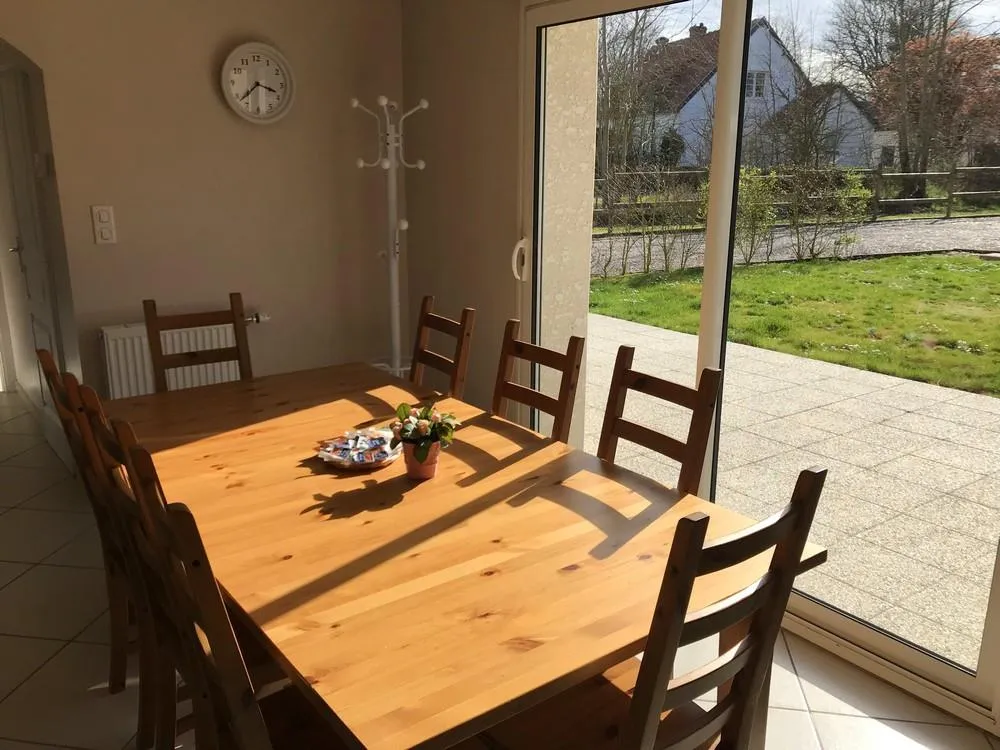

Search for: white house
xmin=637 ymin=18 xmax=878 ymax=168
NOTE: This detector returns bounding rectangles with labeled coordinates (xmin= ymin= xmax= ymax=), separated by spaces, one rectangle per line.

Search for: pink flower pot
xmin=403 ymin=441 xmax=441 ymax=480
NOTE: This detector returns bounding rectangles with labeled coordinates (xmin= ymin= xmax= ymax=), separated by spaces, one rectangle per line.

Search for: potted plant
xmin=390 ymin=403 xmax=459 ymax=480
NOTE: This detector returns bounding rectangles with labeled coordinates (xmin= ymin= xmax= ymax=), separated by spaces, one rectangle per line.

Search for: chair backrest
xmin=409 ymin=295 xmax=476 ymax=397
xmin=622 ymin=467 xmax=826 ymax=750
xmin=124 ymin=440 xmax=273 ymax=750
xmin=143 ymin=292 xmax=253 ymax=393
xmin=597 ymin=345 xmax=722 ymax=496
xmin=37 ymin=349 xmax=90 ymax=475
xmin=491 ymin=319 xmax=585 ymax=443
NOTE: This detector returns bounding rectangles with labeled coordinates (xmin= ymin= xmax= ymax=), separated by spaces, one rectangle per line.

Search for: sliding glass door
xmin=520 ymin=0 xmax=1000 ymax=730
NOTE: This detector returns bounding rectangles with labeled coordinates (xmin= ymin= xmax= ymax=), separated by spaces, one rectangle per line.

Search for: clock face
xmin=221 ymin=43 xmax=294 ymax=123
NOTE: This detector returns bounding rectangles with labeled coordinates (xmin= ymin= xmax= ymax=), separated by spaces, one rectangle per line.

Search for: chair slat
xmin=698 ymin=505 xmax=798 ymax=576
xmin=143 ymin=293 xmax=253 ymax=394
xmin=616 ymin=420 xmax=688 ymax=463
xmin=623 ymin=369 xmax=700 ymax=410
xmin=510 ymin=339 xmax=567 ymax=372
xmin=424 ymin=310 xmax=462 ymax=337
xmin=680 ymin=576 xmax=774 ymax=646
xmin=415 ymin=348 xmax=456 ymax=373
xmin=660 ymin=698 xmax=734 ymax=750
xmin=663 ymin=636 xmax=752 ymax=708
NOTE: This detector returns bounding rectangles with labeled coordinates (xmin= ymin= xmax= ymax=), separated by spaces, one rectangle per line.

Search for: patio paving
xmin=583 ymin=313 xmax=1000 ymax=669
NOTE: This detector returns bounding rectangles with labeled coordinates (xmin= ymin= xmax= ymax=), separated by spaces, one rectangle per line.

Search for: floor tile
xmin=954 ymin=477 xmax=1000 ymax=510
xmin=794 ymin=569 xmax=895 ymax=621
xmin=812 ymin=377 xmax=885 ymax=397
xmin=786 ymin=407 xmax=873 ymax=435
xmin=859 ymin=515 xmax=997 ymax=583
xmin=0 ymin=413 xmax=42 ymax=436
xmin=913 ymin=496 xmax=1000 ymax=545
xmin=824 ymin=398 xmax=906 ymax=423
xmin=0 ymin=510 xmax=94 ymax=564
xmin=870 ymin=607 xmax=982 ymax=670
xmin=0 ymin=434 xmax=43 ymax=463
xmin=875 ymin=455 xmax=983 ymax=492
xmin=914 ymin=440 xmax=1000 ymax=475
xmin=720 ymin=404 xmax=773 ymax=429
xmin=0 ymin=643 xmax=138 ymax=750
xmin=826 ymin=469 xmax=941 ymax=512
xmin=0 ymin=635 xmax=64 ymax=701
xmin=765 ymin=707 xmax=821 ymax=750
xmin=842 ymin=424 xmax=938 ymax=454
xmin=947 ymin=392 xmax=1000 ymax=416
xmin=0 ymin=466 xmax=63 ymax=508
xmin=0 ymin=561 xmax=30 ymax=591
xmin=3 ymin=444 xmax=70 ymax=474
xmin=786 ymin=633 xmax=960 ymax=725
xmin=75 ymin=611 xmax=110 ymax=645
xmin=900 ymin=575 xmax=989 ymax=643
xmin=863 ymin=389 xmax=941 ymax=413
xmin=813 ymin=490 xmax=899 ymax=535
xmin=0 ymin=565 xmax=108 ymax=640
xmin=17 ymin=478 xmax=91 ymax=514
xmin=811 ymin=713 xmax=992 ymax=749
xmin=770 ymin=633 xmax=808 ymax=711
xmin=43 ymin=528 xmax=105 ymax=569
xmin=916 ymin=401 xmax=1000 ymax=429
xmin=743 ymin=417 xmax=832 ymax=449
xmin=717 ymin=431 xmax=789 ymax=471
xmin=820 ymin=538 xmax=948 ymax=604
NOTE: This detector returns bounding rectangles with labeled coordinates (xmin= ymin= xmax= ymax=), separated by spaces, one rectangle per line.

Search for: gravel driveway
xmin=591 ymin=215 xmax=1000 ymax=276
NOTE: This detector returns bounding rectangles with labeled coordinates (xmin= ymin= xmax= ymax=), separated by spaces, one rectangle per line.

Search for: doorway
xmin=0 ymin=41 xmax=76 ymax=465
xmin=519 ymin=0 xmax=1000 ymax=733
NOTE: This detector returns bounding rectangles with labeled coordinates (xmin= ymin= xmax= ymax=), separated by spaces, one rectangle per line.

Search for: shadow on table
xmin=303 ymin=475 xmax=413 ymax=519
xmin=251 ymin=450 xmax=682 ymax=627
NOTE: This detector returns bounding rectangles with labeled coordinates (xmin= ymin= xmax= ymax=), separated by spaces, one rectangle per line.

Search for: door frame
xmin=517 ymin=0 xmax=1000 ymax=735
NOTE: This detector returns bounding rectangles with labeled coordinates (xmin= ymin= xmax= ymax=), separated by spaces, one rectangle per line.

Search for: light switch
xmin=91 ymin=205 xmax=117 ymax=244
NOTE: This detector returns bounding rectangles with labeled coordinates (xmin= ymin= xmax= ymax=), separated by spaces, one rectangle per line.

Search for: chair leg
xmin=134 ymin=616 xmax=158 ymax=750
xmin=154 ymin=650 xmax=178 ymax=750
xmin=106 ymin=569 xmax=130 ymax=694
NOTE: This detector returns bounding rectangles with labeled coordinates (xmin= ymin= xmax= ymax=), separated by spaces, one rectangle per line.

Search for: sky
xmin=654 ymin=0 xmax=1000 ymax=78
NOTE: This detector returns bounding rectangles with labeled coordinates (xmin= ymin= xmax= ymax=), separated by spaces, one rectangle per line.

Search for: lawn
xmin=589 ymin=253 xmax=1000 ymax=394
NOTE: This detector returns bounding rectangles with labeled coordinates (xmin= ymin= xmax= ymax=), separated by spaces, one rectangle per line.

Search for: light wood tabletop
xmin=107 ymin=364 xmax=826 ymax=749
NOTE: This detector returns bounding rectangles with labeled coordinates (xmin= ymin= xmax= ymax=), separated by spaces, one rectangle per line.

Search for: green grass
xmin=589 ymin=254 xmax=1000 ymax=394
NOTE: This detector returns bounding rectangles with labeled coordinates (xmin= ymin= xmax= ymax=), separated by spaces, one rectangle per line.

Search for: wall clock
xmin=220 ymin=42 xmax=295 ymax=124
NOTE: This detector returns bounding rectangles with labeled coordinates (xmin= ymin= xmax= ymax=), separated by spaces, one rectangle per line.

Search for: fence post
xmin=872 ymin=166 xmax=881 ymax=221
xmin=945 ymin=165 xmax=957 ymax=219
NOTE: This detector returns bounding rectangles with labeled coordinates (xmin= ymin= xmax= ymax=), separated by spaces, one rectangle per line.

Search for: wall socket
xmin=91 ymin=205 xmax=117 ymax=244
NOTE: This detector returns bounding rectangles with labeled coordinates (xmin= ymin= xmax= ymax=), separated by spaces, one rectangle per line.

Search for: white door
xmin=0 ymin=70 xmax=61 ymax=425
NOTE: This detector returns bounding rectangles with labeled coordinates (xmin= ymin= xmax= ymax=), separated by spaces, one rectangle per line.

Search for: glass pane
xmin=714 ymin=0 xmax=1000 ymax=674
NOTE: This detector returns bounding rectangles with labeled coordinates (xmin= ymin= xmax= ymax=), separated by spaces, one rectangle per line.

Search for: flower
xmin=410 ymin=408 xmax=419 ymax=418
xmin=431 ymin=412 xmax=441 ymax=423
xmin=417 ymin=419 xmax=431 ymax=435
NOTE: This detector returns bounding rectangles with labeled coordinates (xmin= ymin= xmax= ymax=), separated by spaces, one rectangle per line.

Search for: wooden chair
xmin=492 ymin=320 xmax=585 ymax=443
xmin=36 ymin=350 xmax=136 ymax=697
xmin=597 ymin=345 xmax=722 ymax=496
xmin=143 ymin=292 xmax=252 ymax=393
xmin=409 ymin=295 xmax=476 ymax=397
xmin=122 ymin=439 xmax=355 ymax=750
xmin=483 ymin=467 xmax=826 ymax=750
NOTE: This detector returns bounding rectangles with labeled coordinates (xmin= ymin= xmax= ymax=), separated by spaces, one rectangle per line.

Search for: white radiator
xmin=101 ymin=322 xmax=239 ymax=399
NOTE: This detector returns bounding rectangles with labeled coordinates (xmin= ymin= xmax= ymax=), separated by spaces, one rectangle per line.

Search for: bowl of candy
xmin=316 ymin=428 xmax=402 ymax=471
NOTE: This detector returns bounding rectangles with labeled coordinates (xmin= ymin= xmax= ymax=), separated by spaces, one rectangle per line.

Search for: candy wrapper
xmin=317 ymin=428 xmax=401 ymax=470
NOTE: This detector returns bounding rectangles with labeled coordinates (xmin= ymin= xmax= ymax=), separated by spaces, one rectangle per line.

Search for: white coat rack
xmin=352 ymin=95 xmax=428 ymax=378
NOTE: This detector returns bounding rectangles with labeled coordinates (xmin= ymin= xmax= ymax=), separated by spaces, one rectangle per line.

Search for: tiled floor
xmin=584 ymin=314 xmax=1000 ymax=670
xmin=1 ymin=391 xmax=999 ymax=749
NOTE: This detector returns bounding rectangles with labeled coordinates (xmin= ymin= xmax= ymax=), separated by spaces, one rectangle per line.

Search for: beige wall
xmin=536 ymin=20 xmax=598 ymax=446
xmin=0 ymin=0 xmax=402 ymax=390
xmin=401 ymin=0 xmax=522 ymax=409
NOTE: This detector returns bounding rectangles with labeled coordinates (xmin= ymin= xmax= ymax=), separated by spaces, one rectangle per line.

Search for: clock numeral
xmin=232 ymin=66 xmax=242 ymax=74
xmin=240 ymin=57 xmax=249 ymax=66
xmin=265 ymin=59 xmax=270 ymax=66
xmin=255 ymin=106 xmax=261 ymax=114
xmin=229 ymin=79 xmax=235 ymax=86
xmin=279 ymin=81 xmax=285 ymax=89
xmin=275 ymin=95 xmax=281 ymax=101
xmin=268 ymin=102 xmax=274 ymax=111
xmin=274 ymin=68 xmax=282 ymax=76
xmin=252 ymin=54 xmax=262 ymax=62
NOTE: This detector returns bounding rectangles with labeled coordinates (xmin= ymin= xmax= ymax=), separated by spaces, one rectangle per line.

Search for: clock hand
xmin=261 ymin=84 xmax=278 ymax=93
xmin=240 ymin=81 xmax=260 ymax=101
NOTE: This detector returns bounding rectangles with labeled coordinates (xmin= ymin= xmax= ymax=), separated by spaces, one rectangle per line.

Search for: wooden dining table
xmin=107 ymin=363 xmax=826 ymax=750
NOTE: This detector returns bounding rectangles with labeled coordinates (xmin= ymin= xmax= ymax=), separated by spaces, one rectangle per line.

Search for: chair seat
xmin=483 ymin=659 xmax=715 ymax=750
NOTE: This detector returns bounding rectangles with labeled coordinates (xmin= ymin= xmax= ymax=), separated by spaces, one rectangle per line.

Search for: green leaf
xmin=414 ymin=440 xmax=431 ymax=463
xmin=396 ymin=403 xmax=411 ymax=421
xmin=390 ymin=437 xmax=400 ymax=449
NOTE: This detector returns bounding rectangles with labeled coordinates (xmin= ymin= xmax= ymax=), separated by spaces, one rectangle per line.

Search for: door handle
xmin=511 ymin=238 xmax=527 ymax=282
xmin=7 ymin=237 xmax=22 ymax=254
